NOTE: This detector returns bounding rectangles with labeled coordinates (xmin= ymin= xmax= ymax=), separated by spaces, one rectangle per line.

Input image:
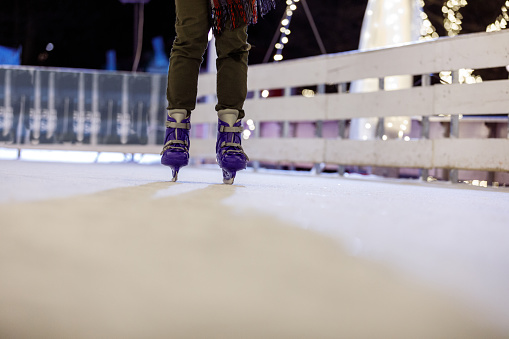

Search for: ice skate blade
xmin=223 ymin=178 xmax=234 ymax=185
xmin=222 ymin=168 xmax=236 ymax=185
xmin=170 ymin=167 xmax=179 ymax=182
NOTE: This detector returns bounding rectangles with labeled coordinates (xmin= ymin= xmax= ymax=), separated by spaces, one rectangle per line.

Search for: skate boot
xmin=161 ymin=109 xmax=191 ymax=182
xmin=216 ymin=109 xmax=249 ymax=185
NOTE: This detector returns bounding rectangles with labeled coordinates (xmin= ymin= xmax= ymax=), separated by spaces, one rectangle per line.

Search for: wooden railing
xmin=1 ymin=30 xmax=508 ymax=181
xmin=191 ymin=30 xmax=509 ymax=176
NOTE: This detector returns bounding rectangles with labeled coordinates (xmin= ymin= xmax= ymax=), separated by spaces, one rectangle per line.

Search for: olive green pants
xmin=167 ymin=0 xmax=250 ymax=119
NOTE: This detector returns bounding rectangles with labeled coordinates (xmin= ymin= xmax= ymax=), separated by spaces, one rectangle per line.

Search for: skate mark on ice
xmin=152 ymin=182 xmax=211 ymax=199
xmin=0 ymin=182 xmax=506 ymax=338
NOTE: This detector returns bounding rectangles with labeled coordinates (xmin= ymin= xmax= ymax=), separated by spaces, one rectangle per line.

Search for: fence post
xmin=421 ymin=74 xmax=431 ymax=181
xmin=32 ymin=70 xmax=42 ymax=143
xmin=148 ymin=75 xmax=160 ymax=146
xmin=313 ymin=84 xmax=325 ymax=174
xmin=449 ymin=70 xmax=460 ymax=183
xmin=376 ymin=78 xmax=385 ymax=139
xmin=282 ymin=87 xmax=291 ymax=138
xmin=337 ymin=82 xmax=347 ymax=176
xmin=251 ymin=89 xmax=261 ymax=171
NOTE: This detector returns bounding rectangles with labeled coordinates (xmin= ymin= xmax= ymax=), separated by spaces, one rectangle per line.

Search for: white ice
xmin=1 ymin=159 xmax=509 ymax=331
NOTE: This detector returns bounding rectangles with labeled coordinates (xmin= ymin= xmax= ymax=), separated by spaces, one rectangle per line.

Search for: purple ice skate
xmin=216 ymin=109 xmax=249 ymax=184
xmin=161 ymin=109 xmax=190 ymax=182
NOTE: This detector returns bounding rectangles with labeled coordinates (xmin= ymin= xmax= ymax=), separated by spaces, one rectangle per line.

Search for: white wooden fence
xmin=191 ymin=30 xmax=509 ymax=174
xmin=1 ymin=30 xmax=508 ymax=178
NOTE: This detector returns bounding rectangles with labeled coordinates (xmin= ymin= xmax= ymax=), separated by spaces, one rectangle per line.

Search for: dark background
xmin=0 ymin=0 xmax=506 ymax=70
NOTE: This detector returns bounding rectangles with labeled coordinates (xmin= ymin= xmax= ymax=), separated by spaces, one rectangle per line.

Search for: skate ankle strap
xmin=219 ymin=126 xmax=243 ymax=133
xmin=166 ymin=121 xmax=190 ymax=129
xmin=219 ymin=142 xmax=250 ymax=161
xmin=221 ymin=141 xmax=242 ymax=148
xmin=166 ymin=140 xmax=188 ymax=147
xmin=161 ymin=139 xmax=189 ymax=154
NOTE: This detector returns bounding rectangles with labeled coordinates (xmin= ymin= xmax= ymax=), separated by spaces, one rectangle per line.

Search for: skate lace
xmin=160 ymin=121 xmax=190 ymax=155
xmin=219 ymin=125 xmax=249 ymax=161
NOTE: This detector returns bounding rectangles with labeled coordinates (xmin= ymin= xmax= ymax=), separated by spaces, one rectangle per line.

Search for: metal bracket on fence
xmin=252 ymin=120 xmax=260 ymax=138
xmin=338 ymin=120 xmax=347 ymax=139
xmin=338 ymin=82 xmax=347 ymax=94
xmin=376 ymin=118 xmax=385 ymax=139
xmin=315 ymin=120 xmax=323 ymax=138
xmin=450 ymin=115 xmax=460 ymax=138
xmin=282 ymin=120 xmax=290 ymax=138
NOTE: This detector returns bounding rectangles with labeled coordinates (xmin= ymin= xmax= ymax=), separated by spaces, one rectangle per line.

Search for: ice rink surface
xmin=1 ymin=159 xmax=509 ymax=338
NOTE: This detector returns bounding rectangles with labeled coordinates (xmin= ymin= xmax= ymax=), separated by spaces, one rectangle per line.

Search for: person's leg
xmin=167 ymin=0 xmax=210 ymax=112
xmin=215 ymin=24 xmax=250 ymax=119
xmin=214 ymin=25 xmax=250 ymax=184
xmin=162 ymin=0 xmax=209 ymax=181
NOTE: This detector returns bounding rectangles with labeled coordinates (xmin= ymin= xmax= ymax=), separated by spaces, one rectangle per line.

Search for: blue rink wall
xmin=0 ymin=66 xmax=167 ymax=147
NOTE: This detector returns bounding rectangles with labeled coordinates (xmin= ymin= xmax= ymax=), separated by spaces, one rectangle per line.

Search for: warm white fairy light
xmin=442 ymin=0 xmax=467 ymax=37
xmin=429 ymin=1 xmax=483 ymax=85
xmin=487 ymin=1 xmax=509 ymax=32
xmin=302 ymin=89 xmax=315 ymax=98
xmin=419 ymin=0 xmax=439 ymax=41
xmin=273 ymin=0 xmax=298 ymax=62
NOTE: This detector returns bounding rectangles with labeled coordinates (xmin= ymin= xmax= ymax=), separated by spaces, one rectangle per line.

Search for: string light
xmin=273 ymin=0 xmax=299 ymax=62
xmin=419 ymin=0 xmax=439 ymax=41
xmin=442 ymin=0 xmax=467 ymax=37
xmin=419 ymin=1 xmax=483 ymax=85
xmin=486 ymin=1 xmax=509 ymax=32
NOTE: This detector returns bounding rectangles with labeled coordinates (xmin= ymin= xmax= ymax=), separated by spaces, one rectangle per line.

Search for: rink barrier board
xmin=190 ymin=80 xmax=509 ymax=123
xmin=1 ymin=30 xmax=509 ymax=176
xmin=191 ymin=79 xmax=509 ymax=123
xmin=199 ymin=139 xmax=509 ymax=172
xmin=2 ymin=138 xmax=508 ymax=172
xmin=196 ymin=30 xmax=509 ymax=95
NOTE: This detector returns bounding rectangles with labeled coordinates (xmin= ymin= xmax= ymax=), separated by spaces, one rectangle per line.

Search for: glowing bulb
xmin=261 ymin=90 xmax=269 ymax=98
xmin=302 ymin=89 xmax=315 ymax=97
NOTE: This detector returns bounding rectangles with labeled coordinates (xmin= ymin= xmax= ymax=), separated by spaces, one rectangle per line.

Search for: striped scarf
xmin=211 ymin=0 xmax=277 ymax=35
